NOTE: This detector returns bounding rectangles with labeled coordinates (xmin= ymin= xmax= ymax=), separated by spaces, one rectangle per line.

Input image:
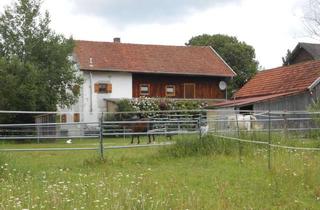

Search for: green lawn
xmin=0 ymin=134 xmax=320 ymax=209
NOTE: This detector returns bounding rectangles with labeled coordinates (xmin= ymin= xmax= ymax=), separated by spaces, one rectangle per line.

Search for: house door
xmin=184 ymin=83 xmax=195 ymax=98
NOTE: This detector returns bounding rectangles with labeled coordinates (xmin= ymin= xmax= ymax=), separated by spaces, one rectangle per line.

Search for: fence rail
xmin=0 ymin=109 xmax=320 ymax=168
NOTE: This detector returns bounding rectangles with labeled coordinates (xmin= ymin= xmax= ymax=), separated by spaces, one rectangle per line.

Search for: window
xmin=61 ymin=114 xmax=67 ymax=123
xmin=165 ymin=85 xmax=175 ymax=97
xmin=99 ymin=84 xmax=107 ymax=93
xmin=74 ymin=113 xmax=80 ymax=122
xmin=94 ymin=83 xmax=112 ymax=94
xmin=140 ymin=84 xmax=150 ymax=96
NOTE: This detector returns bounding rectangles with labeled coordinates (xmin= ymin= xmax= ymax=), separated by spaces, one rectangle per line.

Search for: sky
xmin=0 ymin=0 xmax=317 ymax=69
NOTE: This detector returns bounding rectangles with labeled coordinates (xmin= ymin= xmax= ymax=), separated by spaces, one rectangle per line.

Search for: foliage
xmin=0 ymin=57 xmax=39 ymax=122
xmin=303 ymin=0 xmax=320 ymax=39
xmin=308 ymin=99 xmax=320 ymax=130
xmin=117 ymin=98 xmax=205 ymax=112
xmin=114 ymin=98 xmax=205 ymax=119
xmin=186 ymin=34 xmax=259 ymax=95
xmin=282 ymin=49 xmax=293 ymax=66
xmin=0 ymin=0 xmax=82 ymax=122
xmin=130 ymin=98 xmax=160 ymax=112
xmin=116 ymin=99 xmax=135 ymax=113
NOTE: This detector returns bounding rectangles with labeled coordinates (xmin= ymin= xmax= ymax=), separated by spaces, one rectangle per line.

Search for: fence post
xmin=198 ymin=114 xmax=202 ymax=139
xmin=99 ymin=112 xmax=104 ymax=160
xmin=283 ymin=111 xmax=288 ymax=140
xmin=235 ymin=110 xmax=242 ymax=164
xmin=36 ymin=125 xmax=40 ymax=144
xmin=268 ymin=110 xmax=271 ymax=170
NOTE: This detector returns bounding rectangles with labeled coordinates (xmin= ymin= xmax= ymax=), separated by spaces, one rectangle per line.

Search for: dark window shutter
xmin=106 ymin=84 xmax=112 ymax=93
xmin=94 ymin=83 xmax=99 ymax=93
xmin=74 ymin=113 xmax=80 ymax=122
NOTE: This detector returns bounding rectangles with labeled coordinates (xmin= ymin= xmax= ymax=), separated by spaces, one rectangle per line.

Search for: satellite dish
xmin=219 ymin=81 xmax=227 ymax=91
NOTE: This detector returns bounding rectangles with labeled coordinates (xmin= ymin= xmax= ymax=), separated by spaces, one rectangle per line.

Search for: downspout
xmin=89 ymin=72 xmax=93 ymax=112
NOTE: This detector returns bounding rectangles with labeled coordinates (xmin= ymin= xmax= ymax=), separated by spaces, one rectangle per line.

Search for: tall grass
xmin=161 ymin=135 xmax=240 ymax=157
xmin=0 ymin=134 xmax=320 ymax=209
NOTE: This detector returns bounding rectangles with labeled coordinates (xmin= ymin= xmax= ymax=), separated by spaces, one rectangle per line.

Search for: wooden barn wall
xmin=291 ymin=48 xmax=314 ymax=65
xmin=253 ymin=84 xmax=320 ymax=111
xmin=132 ymin=73 xmax=226 ymax=99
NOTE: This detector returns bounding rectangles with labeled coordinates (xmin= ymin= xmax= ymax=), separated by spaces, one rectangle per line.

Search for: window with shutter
xmin=106 ymin=84 xmax=112 ymax=93
xmin=94 ymin=83 xmax=100 ymax=93
xmin=165 ymin=85 xmax=175 ymax=97
xmin=140 ymin=84 xmax=150 ymax=96
xmin=94 ymin=83 xmax=112 ymax=94
xmin=74 ymin=113 xmax=80 ymax=122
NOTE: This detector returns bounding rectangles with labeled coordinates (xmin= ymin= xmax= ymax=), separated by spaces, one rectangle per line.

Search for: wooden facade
xmin=290 ymin=48 xmax=314 ymax=65
xmin=132 ymin=73 xmax=226 ymax=99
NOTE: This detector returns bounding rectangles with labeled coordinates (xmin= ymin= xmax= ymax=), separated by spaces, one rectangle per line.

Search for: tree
xmin=0 ymin=0 xmax=82 ymax=118
xmin=303 ymin=0 xmax=320 ymax=39
xmin=282 ymin=49 xmax=292 ymax=66
xmin=186 ymin=34 xmax=259 ymax=94
xmin=0 ymin=57 xmax=39 ymax=123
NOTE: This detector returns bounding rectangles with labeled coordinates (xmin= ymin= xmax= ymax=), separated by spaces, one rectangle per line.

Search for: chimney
xmin=113 ymin=37 xmax=121 ymax=43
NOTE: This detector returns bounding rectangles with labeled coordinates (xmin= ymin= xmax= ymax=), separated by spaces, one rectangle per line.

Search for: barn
xmin=58 ymin=38 xmax=236 ymax=123
xmin=287 ymin=42 xmax=320 ymax=65
xmin=215 ymin=60 xmax=320 ymax=112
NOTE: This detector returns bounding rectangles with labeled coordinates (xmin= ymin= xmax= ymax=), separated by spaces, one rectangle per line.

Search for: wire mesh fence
xmin=1 ymin=109 xmax=320 ymax=167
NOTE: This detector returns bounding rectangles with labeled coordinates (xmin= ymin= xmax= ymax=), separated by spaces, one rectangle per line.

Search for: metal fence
xmin=0 ymin=110 xmax=206 ymax=157
xmin=1 ymin=109 xmax=320 ymax=164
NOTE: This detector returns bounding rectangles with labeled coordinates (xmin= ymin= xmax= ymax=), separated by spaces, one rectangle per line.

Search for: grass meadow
xmin=0 ymin=134 xmax=320 ymax=209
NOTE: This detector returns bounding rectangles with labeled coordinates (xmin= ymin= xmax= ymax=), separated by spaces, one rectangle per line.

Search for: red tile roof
xmin=235 ymin=60 xmax=320 ymax=99
xmin=73 ymin=40 xmax=236 ymax=77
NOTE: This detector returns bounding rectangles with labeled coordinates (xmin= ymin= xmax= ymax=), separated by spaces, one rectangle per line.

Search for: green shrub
xmin=115 ymin=98 xmax=205 ymax=120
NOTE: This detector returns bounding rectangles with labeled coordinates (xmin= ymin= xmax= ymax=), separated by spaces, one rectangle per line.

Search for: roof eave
xmin=208 ymin=46 xmax=237 ymax=77
xmin=80 ymin=67 xmax=235 ymax=77
xmin=308 ymin=76 xmax=320 ymax=90
xmin=219 ymin=91 xmax=305 ymax=108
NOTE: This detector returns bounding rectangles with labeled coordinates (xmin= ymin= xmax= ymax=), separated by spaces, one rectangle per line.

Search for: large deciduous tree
xmin=186 ymin=34 xmax=259 ymax=95
xmin=0 ymin=0 xmax=82 ymax=119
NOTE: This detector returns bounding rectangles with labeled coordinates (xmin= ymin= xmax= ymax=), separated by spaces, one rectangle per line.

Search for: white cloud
xmin=0 ymin=0 xmax=317 ymax=69
xmin=68 ymin=0 xmax=240 ymax=25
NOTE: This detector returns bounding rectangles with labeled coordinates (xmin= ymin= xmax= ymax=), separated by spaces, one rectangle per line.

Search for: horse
xmin=122 ymin=118 xmax=155 ymax=144
xmin=227 ymin=114 xmax=262 ymax=131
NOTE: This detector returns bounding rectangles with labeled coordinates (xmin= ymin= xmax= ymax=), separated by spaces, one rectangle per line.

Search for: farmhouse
xmin=59 ymin=38 xmax=236 ymax=122
xmin=215 ymin=60 xmax=320 ymax=111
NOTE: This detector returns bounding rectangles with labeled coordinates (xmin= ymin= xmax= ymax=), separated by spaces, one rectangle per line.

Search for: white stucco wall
xmin=59 ymin=70 xmax=132 ymax=123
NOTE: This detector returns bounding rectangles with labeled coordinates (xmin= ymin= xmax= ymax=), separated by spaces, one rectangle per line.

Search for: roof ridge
xmin=299 ymin=42 xmax=320 ymax=45
xmin=74 ymin=39 xmax=209 ymax=49
xmin=257 ymin=59 xmax=320 ymax=75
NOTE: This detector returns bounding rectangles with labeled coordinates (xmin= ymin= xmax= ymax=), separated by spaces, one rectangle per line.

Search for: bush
xmin=115 ymin=98 xmax=206 ymax=118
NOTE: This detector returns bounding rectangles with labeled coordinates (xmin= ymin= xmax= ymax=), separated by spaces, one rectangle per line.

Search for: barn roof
xmin=235 ymin=60 xmax=320 ymax=99
xmin=290 ymin=42 xmax=320 ymax=62
xmin=215 ymin=60 xmax=320 ymax=108
xmin=73 ymin=40 xmax=236 ymax=77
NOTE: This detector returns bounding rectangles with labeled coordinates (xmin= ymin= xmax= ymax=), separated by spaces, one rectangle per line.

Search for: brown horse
xmin=123 ymin=118 xmax=155 ymax=144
